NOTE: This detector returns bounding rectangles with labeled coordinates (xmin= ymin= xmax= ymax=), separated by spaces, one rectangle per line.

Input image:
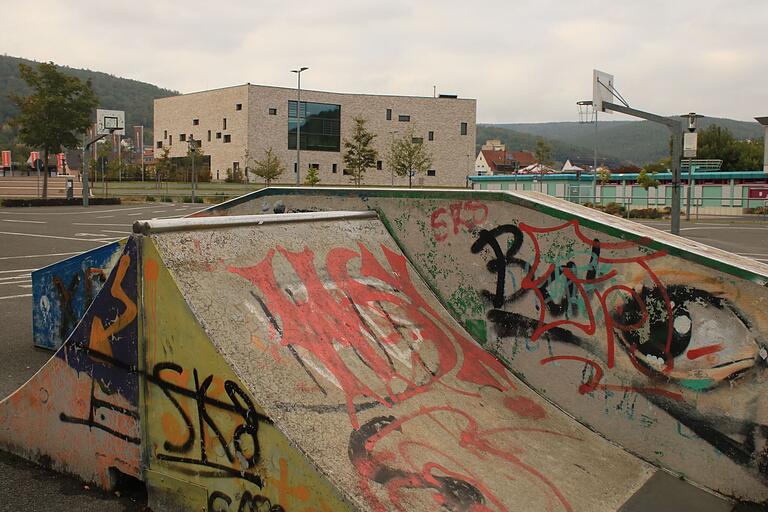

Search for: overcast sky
xmin=2 ymin=1 xmax=767 ymax=123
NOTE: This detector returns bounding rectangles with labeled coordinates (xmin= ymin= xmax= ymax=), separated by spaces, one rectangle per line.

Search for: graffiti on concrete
xmin=430 ymin=200 xmax=488 ymax=242
xmin=470 ymin=218 xmax=768 ymax=481
xmin=227 ymin=241 xmax=584 ymax=511
xmin=33 ymin=241 xmax=123 ymax=349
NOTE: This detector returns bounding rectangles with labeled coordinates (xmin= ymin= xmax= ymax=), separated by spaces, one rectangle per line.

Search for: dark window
xmin=386 ymin=109 xmax=392 ymax=120
xmin=169 ymin=135 xmax=172 ymax=145
xmin=427 ymin=169 xmax=436 ymax=176
xmin=342 ymin=168 xmax=351 ymax=175
xmin=163 ymin=130 xmax=167 ymax=139
xmin=332 ymin=163 xmax=337 ymax=173
xmin=269 ymin=108 xmax=277 ymax=115
xmin=207 ymin=130 xmax=211 ymax=142
xmin=310 ymin=163 xmax=319 ymax=170
xmin=294 ymin=163 xmax=297 ymax=173
xmin=156 ymin=141 xmax=162 ymax=149
xmin=233 ymin=162 xmax=239 ymax=171
xmin=236 ymin=104 xmax=242 ymax=111
xmin=288 ymin=101 xmax=341 ymax=152
xmin=460 ymin=122 xmax=468 ymax=135
xmin=398 ymin=115 xmax=410 ymax=122
xmin=216 ymin=132 xmax=222 ymax=139
xmin=376 ymin=160 xmax=382 ymax=170
xmin=223 ymin=134 xmax=231 ymax=143
xmin=193 ymin=119 xmax=199 ymax=125
xmin=412 ymin=137 xmax=423 ymax=144
xmin=195 ymin=140 xmax=202 ymax=148
xmin=179 ymin=133 xmax=186 ymax=142
xmin=428 ymin=131 xmax=434 ymax=141
xmin=223 ymin=118 xmax=227 ymax=130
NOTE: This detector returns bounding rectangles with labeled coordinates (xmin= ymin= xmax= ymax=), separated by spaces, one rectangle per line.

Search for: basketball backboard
xmin=593 ymin=69 xmax=614 ymax=113
xmin=96 ymin=109 xmax=125 ymax=135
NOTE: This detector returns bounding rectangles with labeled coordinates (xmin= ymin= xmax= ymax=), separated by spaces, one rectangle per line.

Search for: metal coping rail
xmin=133 ymin=210 xmax=378 ymax=235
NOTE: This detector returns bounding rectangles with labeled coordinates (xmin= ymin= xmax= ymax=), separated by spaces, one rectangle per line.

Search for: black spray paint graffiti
xmin=208 ymin=490 xmax=285 ymax=512
xmin=152 ymin=362 xmax=270 ymax=487
xmin=471 ymin=223 xmax=768 ymax=482
xmin=52 ymin=268 xmax=107 ymax=340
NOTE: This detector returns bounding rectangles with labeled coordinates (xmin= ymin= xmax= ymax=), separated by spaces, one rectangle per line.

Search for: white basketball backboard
xmin=593 ymin=69 xmax=614 ymax=113
xmin=96 ymin=109 xmax=125 ymax=135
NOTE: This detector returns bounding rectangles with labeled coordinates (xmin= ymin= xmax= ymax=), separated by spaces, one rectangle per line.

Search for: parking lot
xmin=0 ymin=205 xmax=765 ymax=511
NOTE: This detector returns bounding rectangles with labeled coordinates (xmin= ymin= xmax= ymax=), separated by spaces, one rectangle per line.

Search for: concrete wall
xmin=199 ymin=188 xmax=768 ymax=502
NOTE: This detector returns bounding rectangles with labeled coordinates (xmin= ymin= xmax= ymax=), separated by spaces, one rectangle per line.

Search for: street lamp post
xmin=189 ymin=135 xmax=196 ymax=203
xmin=291 ymin=67 xmax=309 ymax=185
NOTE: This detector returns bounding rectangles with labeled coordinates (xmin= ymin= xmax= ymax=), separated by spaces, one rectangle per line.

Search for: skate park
xmin=1 ymin=187 xmax=767 ymax=511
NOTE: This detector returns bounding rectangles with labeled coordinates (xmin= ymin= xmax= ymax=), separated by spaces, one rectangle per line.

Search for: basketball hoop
xmin=577 ymin=101 xmax=596 ymax=124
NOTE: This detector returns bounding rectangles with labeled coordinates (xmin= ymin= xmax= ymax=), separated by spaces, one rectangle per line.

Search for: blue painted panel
xmin=32 ymin=241 xmax=124 ymax=350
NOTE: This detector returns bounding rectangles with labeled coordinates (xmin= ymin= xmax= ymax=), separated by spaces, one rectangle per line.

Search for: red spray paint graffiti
xmin=431 ymin=200 xmax=489 ymax=242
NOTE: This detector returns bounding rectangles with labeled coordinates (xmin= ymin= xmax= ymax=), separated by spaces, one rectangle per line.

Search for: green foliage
xmin=251 ymin=147 xmax=284 ymax=186
xmin=10 ymin=61 xmax=98 ymax=197
xmin=145 ymin=196 xmax=156 ymax=202
xmin=0 ymin=55 xmax=176 ymax=147
xmin=697 ymin=125 xmax=764 ymax=170
xmin=225 ymin=167 xmax=245 ymax=184
xmin=304 ymin=166 xmax=320 ymax=186
xmin=154 ymin=146 xmax=172 ymax=182
xmin=534 ymin=138 xmax=553 ymax=166
xmin=342 ymin=116 xmax=378 ymax=186
xmin=597 ymin=167 xmax=612 ymax=184
xmin=628 ymin=208 xmax=663 ymax=219
xmin=386 ymin=130 xmax=433 ymax=188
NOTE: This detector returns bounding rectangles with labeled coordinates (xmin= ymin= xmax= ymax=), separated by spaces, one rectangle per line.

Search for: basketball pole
xmin=601 ymin=101 xmax=683 ymax=235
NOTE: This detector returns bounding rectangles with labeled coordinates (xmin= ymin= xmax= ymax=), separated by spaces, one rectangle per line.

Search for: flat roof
xmin=469 ymin=171 xmax=768 ymax=182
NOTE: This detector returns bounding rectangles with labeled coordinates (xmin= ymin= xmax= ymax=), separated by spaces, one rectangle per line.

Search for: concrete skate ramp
xmin=141 ymin=210 xmax=655 ymax=511
xmin=193 ymin=187 xmax=768 ymax=503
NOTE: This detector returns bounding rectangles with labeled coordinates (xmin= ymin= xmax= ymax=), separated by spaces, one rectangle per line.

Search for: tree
xmin=342 ymin=116 xmax=378 ymax=186
xmin=597 ymin=167 xmax=612 ymax=185
xmin=637 ymin=161 xmax=662 ymax=208
xmin=534 ymin=138 xmax=553 ymax=167
xmin=386 ymin=131 xmax=433 ymax=188
xmin=252 ymin=147 xmax=284 ymax=186
xmin=10 ymin=62 xmax=98 ymax=198
xmin=155 ymin=146 xmax=172 ymax=186
xmin=304 ymin=166 xmax=320 ymax=186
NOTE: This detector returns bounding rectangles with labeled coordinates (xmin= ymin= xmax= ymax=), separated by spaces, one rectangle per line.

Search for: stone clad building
xmin=153 ymin=84 xmax=476 ymax=187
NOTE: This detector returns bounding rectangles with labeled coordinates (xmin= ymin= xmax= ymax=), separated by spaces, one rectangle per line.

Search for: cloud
xmin=2 ymin=0 xmax=767 ymax=122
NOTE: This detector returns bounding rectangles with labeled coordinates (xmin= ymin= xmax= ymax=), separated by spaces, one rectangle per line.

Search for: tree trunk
xmin=42 ymin=148 xmax=49 ymax=199
xmin=408 ymin=171 xmax=412 ymax=189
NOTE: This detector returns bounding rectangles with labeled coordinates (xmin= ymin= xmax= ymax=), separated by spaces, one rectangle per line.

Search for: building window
xmin=193 ymin=119 xmax=199 ymax=125
xmin=288 ymin=100 xmax=341 ymax=152
xmin=233 ymin=162 xmax=239 ymax=171
xmin=156 ymin=141 xmax=162 ymax=149
xmin=163 ymin=130 xmax=167 ymax=139
xmin=342 ymin=168 xmax=351 ymax=176
xmin=207 ymin=130 xmax=211 ymax=142
xmin=269 ymin=108 xmax=277 ymax=115
xmin=223 ymin=118 xmax=227 ymax=130
xmin=169 ymin=135 xmax=172 ymax=145
xmin=223 ymin=134 xmax=231 ymax=143
xmin=216 ymin=132 xmax=222 ymax=139
xmin=294 ymin=163 xmax=297 ymax=173
xmin=412 ymin=137 xmax=423 ymax=144
xmin=179 ymin=133 xmax=186 ymax=142
xmin=460 ymin=122 xmax=468 ymax=135
xmin=398 ymin=115 xmax=410 ymax=122
xmin=332 ymin=163 xmax=337 ymax=173
xmin=376 ymin=160 xmax=382 ymax=170
xmin=236 ymin=104 xmax=242 ymax=111
xmin=427 ymin=169 xmax=436 ymax=177
xmin=310 ymin=163 xmax=319 ymax=170
xmin=386 ymin=109 xmax=392 ymax=120
xmin=428 ymin=131 xmax=434 ymax=141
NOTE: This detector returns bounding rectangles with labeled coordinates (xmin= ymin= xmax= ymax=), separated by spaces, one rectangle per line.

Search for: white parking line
xmin=0 ymin=219 xmax=46 ymax=224
xmin=0 ymin=268 xmax=36 ymax=274
xmin=17 ymin=284 xmax=33 ymax=288
xmin=0 ymin=294 xmax=32 ymax=300
xmin=0 ymin=231 xmax=114 ymax=243
xmin=96 ymin=215 xmax=114 ymax=219
xmin=0 ymin=252 xmax=82 ymax=261
xmin=0 ymin=280 xmax=32 ymax=286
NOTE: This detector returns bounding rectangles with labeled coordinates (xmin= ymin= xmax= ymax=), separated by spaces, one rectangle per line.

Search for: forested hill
xmin=0 ymin=54 xmax=177 ymax=145
xmin=490 ymin=118 xmax=763 ymax=166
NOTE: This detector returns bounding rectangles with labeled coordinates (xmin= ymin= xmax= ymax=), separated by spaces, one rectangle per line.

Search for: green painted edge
xmin=201 ymin=187 xmax=768 ymax=285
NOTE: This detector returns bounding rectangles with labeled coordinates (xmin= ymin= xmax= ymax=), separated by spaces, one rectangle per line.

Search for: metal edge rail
xmin=133 ymin=210 xmax=378 ymax=235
